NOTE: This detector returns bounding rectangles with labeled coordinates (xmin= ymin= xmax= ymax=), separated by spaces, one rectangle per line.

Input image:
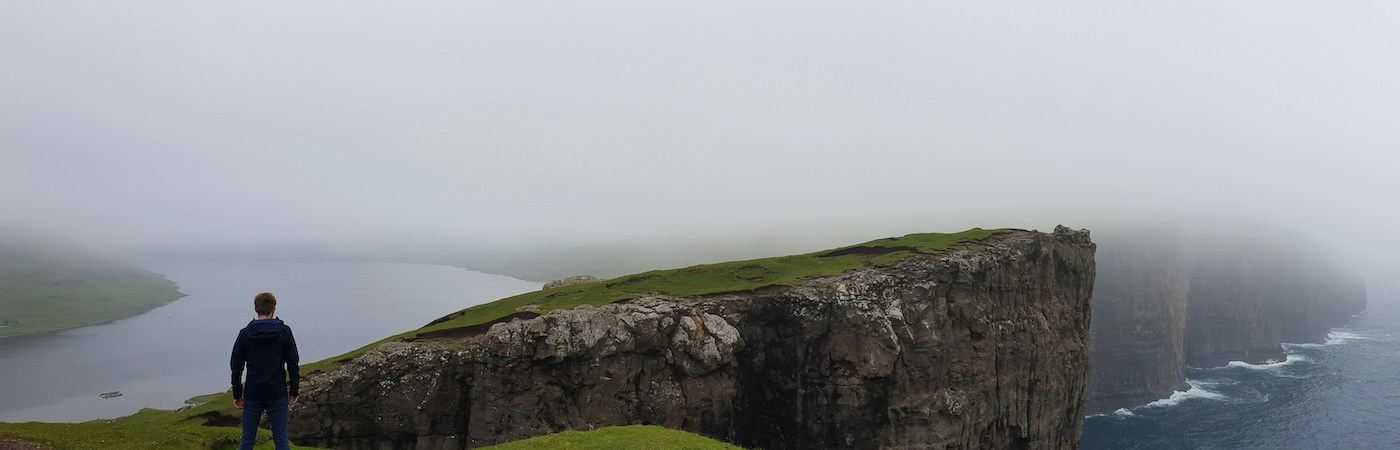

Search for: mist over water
xmin=1083 ymin=300 xmax=1400 ymax=449
xmin=0 ymin=262 xmax=537 ymax=422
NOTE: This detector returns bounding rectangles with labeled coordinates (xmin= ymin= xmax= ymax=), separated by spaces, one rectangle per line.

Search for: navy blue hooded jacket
xmin=230 ymin=318 xmax=299 ymax=401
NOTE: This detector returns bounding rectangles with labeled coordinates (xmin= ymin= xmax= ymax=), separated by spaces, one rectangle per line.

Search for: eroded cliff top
xmin=303 ymin=227 xmax=1021 ymax=374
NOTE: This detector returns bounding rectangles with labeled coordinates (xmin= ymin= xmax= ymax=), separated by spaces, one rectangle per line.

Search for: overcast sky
xmin=2 ymin=1 xmax=1397 ymax=284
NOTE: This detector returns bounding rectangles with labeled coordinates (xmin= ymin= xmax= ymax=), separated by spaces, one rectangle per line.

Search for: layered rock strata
xmin=290 ymin=227 xmax=1097 ymax=449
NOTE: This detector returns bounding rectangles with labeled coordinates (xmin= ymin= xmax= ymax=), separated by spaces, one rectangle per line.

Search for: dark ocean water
xmin=1083 ymin=300 xmax=1400 ymax=449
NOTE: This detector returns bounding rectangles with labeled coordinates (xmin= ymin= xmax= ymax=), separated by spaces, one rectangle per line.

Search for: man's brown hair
xmin=254 ymin=292 xmax=277 ymax=316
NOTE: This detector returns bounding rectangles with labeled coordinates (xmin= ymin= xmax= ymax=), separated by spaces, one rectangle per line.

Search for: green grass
xmin=0 ymin=275 xmax=185 ymax=337
xmin=3 ymin=408 xmax=733 ymax=450
xmin=0 ymin=393 xmax=326 ymax=450
xmin=303 ymin=228 xmax=1009 ymax=374
xmin=0 ymin=421 xmax=324 ymax=450
xmin=109 ymin=392 xmax=247 ymax=428
xmin=479 ymin=425 xmax=742 ymax=450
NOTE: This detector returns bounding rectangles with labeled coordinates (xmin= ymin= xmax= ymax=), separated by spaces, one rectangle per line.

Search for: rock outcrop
xmin=541 ymin=275 xmax=602 ymax=290
xmin=289 ymin=227 xmax=1097 ymax=449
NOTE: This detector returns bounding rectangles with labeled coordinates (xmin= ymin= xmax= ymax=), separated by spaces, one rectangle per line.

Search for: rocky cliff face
xmin=1182 ymin=246 xmax=1288 ymax=368
xmin=1182 ymin=239 xmax=1367 ymax=368
xmin=1267 ymin=269 xmax=1368 ymax=345
xmin=289 ymin=227 xmax=1097 ymax=449
xmin=1085 ymin=231 xmax=1189 ymax=413
xmin=1087 ymin=230 xmax=1368 ymax=412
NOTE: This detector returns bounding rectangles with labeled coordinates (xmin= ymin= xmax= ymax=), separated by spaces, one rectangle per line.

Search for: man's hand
xmin=234 ymin=399 xmax=243 ymax=409
xmin=289 ymin=396 xmax=299 ymax=406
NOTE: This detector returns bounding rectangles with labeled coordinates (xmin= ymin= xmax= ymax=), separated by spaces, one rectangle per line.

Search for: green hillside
xmin=0 ymin=229 xmax=184 ymax=337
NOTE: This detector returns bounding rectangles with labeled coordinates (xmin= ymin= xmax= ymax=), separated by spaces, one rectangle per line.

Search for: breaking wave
xmin=1223 ymin=353 xmax=1310 ymax=370
xmin=1324 ymin=330 xmax=1368 ymax=345
xmin=1282 ymin=329 xmax=1382 ymax=348
xmin=1087 ymin=408 xmax=1138 ymax=419
xmin=1143 ymin=379 xmax=1230 ymax=408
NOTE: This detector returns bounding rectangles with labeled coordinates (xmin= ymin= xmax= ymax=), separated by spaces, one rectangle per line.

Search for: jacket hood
xmin=245 ymin=318 xmax=286 ymax=343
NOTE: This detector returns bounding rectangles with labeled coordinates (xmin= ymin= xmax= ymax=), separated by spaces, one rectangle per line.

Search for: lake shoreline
xmin=0 ymin=293 xmax=188 ymax=341
xmin=0 ymin=262 xmax=540 ymax=423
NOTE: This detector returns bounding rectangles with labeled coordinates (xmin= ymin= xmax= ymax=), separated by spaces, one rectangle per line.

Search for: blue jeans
xmin=240 ymin=397 xmax=289 ymax=450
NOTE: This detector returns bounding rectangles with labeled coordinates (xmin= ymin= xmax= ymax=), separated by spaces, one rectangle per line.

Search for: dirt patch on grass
xmin=423 ymin=310 xmax=466 ymax=327
xmin=196 ymin=410 xmax=241 ymax=427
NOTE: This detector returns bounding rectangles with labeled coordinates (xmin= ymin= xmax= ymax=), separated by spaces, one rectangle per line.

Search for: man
xmin=230 ymin=292 xmax=300 ymax=450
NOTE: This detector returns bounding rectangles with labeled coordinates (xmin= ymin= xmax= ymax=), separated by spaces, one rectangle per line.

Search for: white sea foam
xmin=1223 ymin=353 xmax=1310 ymax=370
xmin=1086 ymin=407 xmax=1140 ymax=419
xmin=1143 ymin=379 xmax=1229 ymax=408
xmin=1282 ymin=329 xmax=1378 ymax=348
xmin=1325 ymin=330 xmax=1368 ymax=345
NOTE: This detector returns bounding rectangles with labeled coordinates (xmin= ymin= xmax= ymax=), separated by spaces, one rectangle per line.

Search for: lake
xmin=0 ymin=262 xmax=539 ymax=422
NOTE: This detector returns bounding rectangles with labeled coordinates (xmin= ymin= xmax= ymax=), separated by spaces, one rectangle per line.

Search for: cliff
xmin=288 ymin=227 xmax=1097 ymax=449
xmin=1086 ymin=229 xmax=1368 ymax=413
xmin=1267 ymin=267 xmax=1368 ymax=345
xmin=1084 ymin=231 xmax=1189 ymax=413
xmin=1181 ymin=245 xmax=1287 ymax=368
xmin=1183 ymin=237 xmax=1366 ymax=368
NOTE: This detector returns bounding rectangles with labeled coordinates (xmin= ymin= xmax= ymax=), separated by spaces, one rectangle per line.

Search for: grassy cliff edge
xmin=303 ymin=227 xmax=1008 ymax=374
